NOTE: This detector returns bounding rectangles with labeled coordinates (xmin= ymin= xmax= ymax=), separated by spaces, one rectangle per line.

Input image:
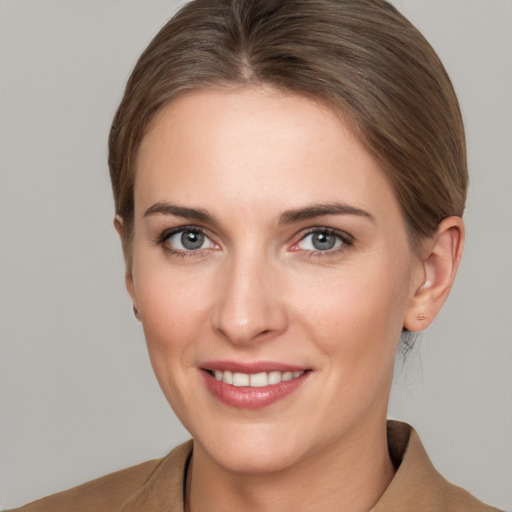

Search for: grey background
xmin=0 ymin=0 xmax=511 ymax=509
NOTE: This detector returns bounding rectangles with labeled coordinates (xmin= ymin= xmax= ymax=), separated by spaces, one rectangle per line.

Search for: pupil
xmin=181 ymin=231 xmax=204 ymax=250
xmin=312 ymin=232 xmax=335 ymax=250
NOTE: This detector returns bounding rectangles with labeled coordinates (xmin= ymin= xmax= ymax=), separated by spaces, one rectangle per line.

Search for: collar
xmin=118 ymin=421 xmax=499 ymax=512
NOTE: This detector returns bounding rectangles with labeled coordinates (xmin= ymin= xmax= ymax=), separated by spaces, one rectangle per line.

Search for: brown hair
xmin=108 ymin=0 xmax=467 ymax=265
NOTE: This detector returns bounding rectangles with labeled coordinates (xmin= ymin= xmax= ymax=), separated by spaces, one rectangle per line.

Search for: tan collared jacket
xmin=9 ymin=422 xmax=502 ymax=511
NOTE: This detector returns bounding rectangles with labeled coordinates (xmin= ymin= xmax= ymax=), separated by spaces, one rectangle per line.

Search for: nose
xmin=211 ymin=254 xmax=288 ymax=345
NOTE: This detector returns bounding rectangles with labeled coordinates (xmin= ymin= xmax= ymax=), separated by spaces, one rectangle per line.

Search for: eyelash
xmin=154 ymin=226 xmax=354 ymax=258
xmin=154 ymin=226 xmax=214 ymax=259
xmin=294 ymin=227 xmax=354 ymax=257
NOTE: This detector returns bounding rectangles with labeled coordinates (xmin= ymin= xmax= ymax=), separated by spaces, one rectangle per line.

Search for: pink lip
xmin=200 ymin=361 xmax=311 ymax=410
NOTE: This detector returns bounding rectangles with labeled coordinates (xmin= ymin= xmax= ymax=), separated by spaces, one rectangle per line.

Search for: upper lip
xmin=201 ymin=360 xmax=310 ymax=373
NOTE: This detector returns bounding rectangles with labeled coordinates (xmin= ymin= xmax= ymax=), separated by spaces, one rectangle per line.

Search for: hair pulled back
xmin=109 ymin=0 xmax=467 ymax=264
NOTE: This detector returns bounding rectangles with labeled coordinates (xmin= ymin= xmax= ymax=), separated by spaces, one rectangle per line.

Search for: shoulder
xmin=8 ymin=441 xmax=193 ymax=512
xmin=7 ymin=459 xmax=161 ymax=512
xmin=374 ymin=421 xmax=503 ymax=512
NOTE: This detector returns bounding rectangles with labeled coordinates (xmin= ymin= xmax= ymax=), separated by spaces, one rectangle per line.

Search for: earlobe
xmin=404 ymin=216 xmax=465 ymax=332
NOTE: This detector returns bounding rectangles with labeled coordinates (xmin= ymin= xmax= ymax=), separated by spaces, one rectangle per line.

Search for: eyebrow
xmin=144 ymin=202 xmax=216 ymax=223
xmin=143 ymin=201 xmax=374 ymax=225
xmin=278 ymin=203 xmax=374 ymax=224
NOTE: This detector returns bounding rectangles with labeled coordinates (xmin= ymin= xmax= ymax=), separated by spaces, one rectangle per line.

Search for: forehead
xmin=135 ymin=86 xmax=400 ymax=223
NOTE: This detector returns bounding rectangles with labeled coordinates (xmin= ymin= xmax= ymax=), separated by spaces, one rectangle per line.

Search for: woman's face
xmin=128 ymin=87 xmax=425 ymax=473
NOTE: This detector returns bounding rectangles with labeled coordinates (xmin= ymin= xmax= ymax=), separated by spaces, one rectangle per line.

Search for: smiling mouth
xmin=205 ymin=369 xmax=306 ymax=387
xmin=201 ymin=366 xmax=311 ymax=409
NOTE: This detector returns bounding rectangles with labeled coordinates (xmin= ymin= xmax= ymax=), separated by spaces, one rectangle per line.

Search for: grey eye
xmin=181 ymin=230 xmax=205 ymax=250
xmin=298 ymin=231 xmax=343 ymax=251
xmin=166 ymin=229 xmax=214 ymax=251
xmin=312 ymin=232 xmax=336 ymax=250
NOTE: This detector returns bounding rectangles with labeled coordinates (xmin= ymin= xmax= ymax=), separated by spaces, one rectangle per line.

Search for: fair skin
xmin=115 ymin=86 xmax=464 ymax=512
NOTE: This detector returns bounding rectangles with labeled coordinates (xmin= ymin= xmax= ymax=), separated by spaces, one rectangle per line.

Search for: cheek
xmin=133 ymin=260 xmax=212 ymax=377
xmin=134 ymin=267 xmax=214 ymax=423
xmin=292 ymin=258 xmax=410 ymax=364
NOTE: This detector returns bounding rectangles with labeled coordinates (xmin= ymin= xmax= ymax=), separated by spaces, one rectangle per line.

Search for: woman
xmin=6 ymin=0 xmax=506 ymax=511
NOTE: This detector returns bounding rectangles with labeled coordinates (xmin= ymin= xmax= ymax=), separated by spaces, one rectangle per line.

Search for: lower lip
xmin=202 ymin=370 xmax=310 ymax=409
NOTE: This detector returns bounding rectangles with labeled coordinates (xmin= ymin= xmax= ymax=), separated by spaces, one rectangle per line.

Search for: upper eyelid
xmin=155 ymin=225 xmax=213 ymax=246
xmin=296 ymin=226 xmax=354 ymax=243
xmin=160 ymin=225 xmax=207 ymax=238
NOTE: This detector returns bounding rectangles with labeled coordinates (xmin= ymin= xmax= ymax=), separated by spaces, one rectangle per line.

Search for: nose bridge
xmin=212 ymin=245 xmax=287 ymax=344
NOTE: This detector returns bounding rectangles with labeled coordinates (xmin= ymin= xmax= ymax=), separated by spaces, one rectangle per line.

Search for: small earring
xmin=133 ymin=305 xmax=140 ymax=320
xmin=417 ymin=312 xmax=426 ymax=321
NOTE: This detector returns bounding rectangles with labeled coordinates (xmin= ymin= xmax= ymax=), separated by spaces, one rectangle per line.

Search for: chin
xmin=207 ymin=445 xmax=304 ymax=475
xmin=194 ymin=423 xmax=310 ymax=474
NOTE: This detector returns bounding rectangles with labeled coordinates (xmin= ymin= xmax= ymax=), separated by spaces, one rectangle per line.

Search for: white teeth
xmin=211 ymin=369 xmax=305 ymax=387
xmin=281 ymin=371 xmax=293 ymax=381
xmin=249 ymin=372 xmax=268 ymax=387
xmin=232 ymin=372 xmax=250 ymax=387
xmin=267 ymin=371 xmax=282 ymax=385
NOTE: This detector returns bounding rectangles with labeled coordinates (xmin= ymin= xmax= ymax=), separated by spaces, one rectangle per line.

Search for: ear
xmin=403 ymin=216 xmax=465 ymax=332
xmin=113 ymin=215 xmax=137 ymax=310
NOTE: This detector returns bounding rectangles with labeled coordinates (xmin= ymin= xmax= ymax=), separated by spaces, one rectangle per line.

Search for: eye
xmin=296 ymin=228 xmax=350 ymax=252
xmin=161 ymin=227 xmax=216 ymax=252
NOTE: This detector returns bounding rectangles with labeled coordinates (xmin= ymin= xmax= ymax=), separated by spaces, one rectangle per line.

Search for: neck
xmin=186 ymin=419 xmax=395 ymax=512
